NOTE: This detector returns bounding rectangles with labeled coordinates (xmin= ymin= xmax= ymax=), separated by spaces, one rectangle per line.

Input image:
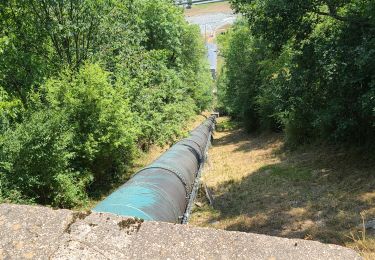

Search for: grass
xmin=346 ymin=214 xmax=375 ymax=259
xmin=215 ymin=119 xmax=241 ymax=131
xmin=190 ymin=117 xmax=375 ymax=258
xmin=263 ymin=165 xmax=312 ymax=181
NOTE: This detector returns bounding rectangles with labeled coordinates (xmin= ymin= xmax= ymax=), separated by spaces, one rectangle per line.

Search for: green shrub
xmin=219 ymin=1 xmax=375 ymax=145
xmin=0 ymin=0 xmax=212 ymax=208
xmin=0 ymin=87 xmax=23 ymax=134
xmin=0 ymin=109 xmax=89 ymax=207
xmin=118 ymin=50 xmax=196 ymax=149
xmin=42 ymin=63 xmax=137 ymax=184
xmin=0 ymin=63 xmax=138 ymax=207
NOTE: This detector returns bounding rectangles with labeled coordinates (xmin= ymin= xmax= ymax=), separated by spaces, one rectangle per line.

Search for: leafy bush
xmin=1 ymin=63 xmax=137 ymax=207
xmin=42 ymin=63 xmax=137 ymax=184
xmin=219 ymin=0 xmax=375 ymax=145
xmin=0 ymin=109 xmax=89 ymax=207
xmin=0 ymin=0 xmax=212 ymax=208
xmin=117 ymin=50 xmax=197 ymax=149
xmin=0 ymin=87 xmax=23 ymax=134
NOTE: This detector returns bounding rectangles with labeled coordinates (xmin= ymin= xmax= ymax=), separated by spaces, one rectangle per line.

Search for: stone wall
xmin=0 ymin=204 xmax=361 ymax=259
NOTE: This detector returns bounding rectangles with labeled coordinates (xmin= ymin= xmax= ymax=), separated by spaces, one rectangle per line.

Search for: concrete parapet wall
xmin=0 ymin=204 xmax=361 ymax=259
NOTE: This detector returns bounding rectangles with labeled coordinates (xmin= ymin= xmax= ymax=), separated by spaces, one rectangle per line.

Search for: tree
xmin=0 ymin=0 xmax=212 ymax=207
xmin=219 ymin=0 xmax=375 ymax=144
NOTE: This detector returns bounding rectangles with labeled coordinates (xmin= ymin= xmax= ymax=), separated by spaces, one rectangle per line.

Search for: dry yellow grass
xmin=190 ymin=117 xmax=375 ymax=258
xmin=184 ymin=2 xmax=232 ymax=17
xmin=346 ymin=216 xmax=375 ymax=259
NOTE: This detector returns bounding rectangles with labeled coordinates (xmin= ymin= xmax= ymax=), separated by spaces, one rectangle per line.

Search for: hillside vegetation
xmin=218 ymin=0 xmax=374 ymax=146
xmin=0 ymin=0 xmax=212 ymax=208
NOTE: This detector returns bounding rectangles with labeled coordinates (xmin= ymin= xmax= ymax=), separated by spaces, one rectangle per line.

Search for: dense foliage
xmin=0 ymin=0 xmax=212 ymax=207
xmin=218 ymin=0 xmax=375 ymax=145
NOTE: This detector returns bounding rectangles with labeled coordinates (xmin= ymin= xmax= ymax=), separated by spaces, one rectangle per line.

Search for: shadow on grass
xmin=213 ymin=128 xmax=282 ymax=153
xmin=195 ymin=129 xmax=375 ymax=245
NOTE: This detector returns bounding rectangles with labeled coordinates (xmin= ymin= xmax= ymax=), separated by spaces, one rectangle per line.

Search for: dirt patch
xmin=190 ymin=117 xmax=375 ymax=258
xmin=185 ymin=2 xmax=232 ymax=17
xmin=65 ymin=211 xmax=91 ymax=234
xmin=118 ymin=218 xmax=144 ymax=234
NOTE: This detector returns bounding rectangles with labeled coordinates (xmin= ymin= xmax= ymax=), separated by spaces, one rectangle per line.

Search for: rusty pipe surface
xmin=93 ymin=115 xmax=216 ymax=223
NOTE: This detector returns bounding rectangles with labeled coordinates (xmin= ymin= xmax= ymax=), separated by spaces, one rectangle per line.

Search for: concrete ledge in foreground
xmin=0 ymin=204 xmax=361 ymax=259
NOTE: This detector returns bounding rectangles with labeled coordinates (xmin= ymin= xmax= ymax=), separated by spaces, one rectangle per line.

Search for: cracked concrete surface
xmin=0 ymin=204 xmax=73 ymax=259
xmin=0 ymin=204 xmax=362 ymax=259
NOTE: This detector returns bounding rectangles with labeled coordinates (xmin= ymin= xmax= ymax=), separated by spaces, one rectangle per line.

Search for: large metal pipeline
xmin=93 ymin=115 xmax=216 ymax=223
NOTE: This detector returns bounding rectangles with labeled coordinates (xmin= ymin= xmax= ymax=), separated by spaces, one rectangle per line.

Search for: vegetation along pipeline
xmin=93 ymin=115 xmax=217 ymax=223
xmin=0 ymin=0 xmax=213 ymax=208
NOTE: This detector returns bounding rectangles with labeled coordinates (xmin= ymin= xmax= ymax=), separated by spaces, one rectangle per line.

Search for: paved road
xmin=206 ymin=42 xmax=217 ymax=71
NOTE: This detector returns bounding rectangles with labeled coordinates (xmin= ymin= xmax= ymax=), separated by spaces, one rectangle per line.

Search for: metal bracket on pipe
xmin=181 ymin=114 xmax=218 ymax=224
xmin=181 ymin=130 xmax=213 ymax=224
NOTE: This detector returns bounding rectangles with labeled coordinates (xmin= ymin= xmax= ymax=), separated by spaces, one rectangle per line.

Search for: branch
xmin=314 ymin=11 xmax=348 ymax=23
xmin=313 ymin=10 xmax=372 ymax=27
